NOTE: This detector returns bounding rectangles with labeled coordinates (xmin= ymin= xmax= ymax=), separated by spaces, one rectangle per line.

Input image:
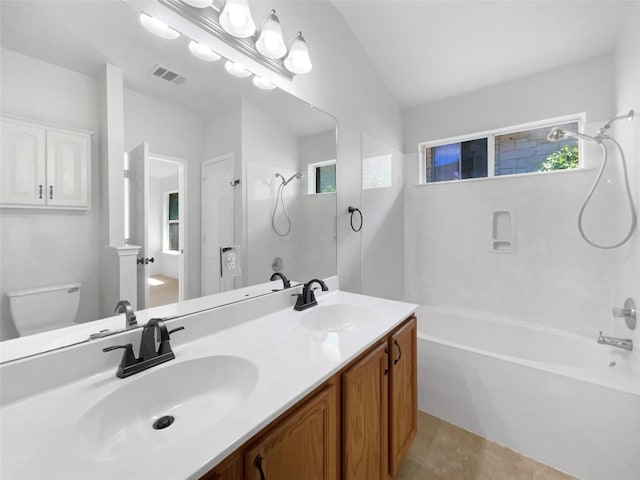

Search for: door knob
xmin=137 ymin=257 xmax=155 ymax=265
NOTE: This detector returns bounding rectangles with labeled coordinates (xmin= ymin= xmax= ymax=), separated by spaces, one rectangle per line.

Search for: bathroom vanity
xmin=0 ymin=283 xmax=417 ymax=480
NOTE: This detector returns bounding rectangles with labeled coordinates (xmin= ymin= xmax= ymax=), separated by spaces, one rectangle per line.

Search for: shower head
xmin=279 ymin=172 xmax=304 ymax=185
xmin=547 ymin=128 xmax=601 ymax=144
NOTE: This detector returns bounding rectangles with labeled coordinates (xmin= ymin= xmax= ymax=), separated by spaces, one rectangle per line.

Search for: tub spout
xmin=597 ymin=331 xmax=633 ymax=352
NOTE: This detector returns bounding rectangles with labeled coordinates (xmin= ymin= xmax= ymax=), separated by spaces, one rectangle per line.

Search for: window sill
xmin=415 ymin=167 xmax=595 ymax=187
xmin=162 ymin=250 xmax=181 ymax=255
xmin=306 ymin=192 xmax=337 ymax=197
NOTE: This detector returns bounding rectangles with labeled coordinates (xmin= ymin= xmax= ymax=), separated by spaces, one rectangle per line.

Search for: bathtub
xmin=416 ymin=305 xmax=640 ymax=480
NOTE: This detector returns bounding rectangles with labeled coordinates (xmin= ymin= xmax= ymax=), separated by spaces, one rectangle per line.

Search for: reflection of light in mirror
xmin=363 ymin=153 xmax=393 ymax=189
xmin=253 ymin=76 xmax=276 ymax=90
xmin=224 ymin=60 xmax=251 ymax=78
xmin=139 ymin=13 xmax=180 ymax=40
xmin=188 ymin=41 xmax=221 ymax=62
xmin=148 ymin=278 xmax=165 ymax=286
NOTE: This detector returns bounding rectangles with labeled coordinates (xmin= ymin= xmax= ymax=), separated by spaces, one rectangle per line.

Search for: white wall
xmin=612 ymin=4 xmax=640 ymax=345
xmin=362 ymin=133 xmax=404 ymax=301
xmin=0 ymin=49 xmax=100 ymax=339
xmin=403 ymin=56 xmax=624 ymax=337
xmin=257 ymin=0 xmax=404 ymax=293
xmin=148 ymin=172 xmax=180 ymax=279
xmin=297 ymin=130 xmax=337 ymax=282
xmin=123 ymin=88 xmax=202 ymax=298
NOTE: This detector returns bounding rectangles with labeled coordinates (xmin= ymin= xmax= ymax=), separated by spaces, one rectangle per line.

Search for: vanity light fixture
xmin=139 ymin=13 xmax=180 ymax=40
xmin=219 ymin=0 xmax=256 ymax=38
xmin=253 ymin=76 xmax=276 ymax=90
xmin=188 ymin=40 xmax=221 ymax=61
xmin=224 ymin=60 xmax=251 ymax=77
xmin=255 ymin=10 xmax=287 ymax=59
xmin=283 ymin=32 xmax=312 ymax=74
xmin=181 ymin=0 xmax=212 ymax=7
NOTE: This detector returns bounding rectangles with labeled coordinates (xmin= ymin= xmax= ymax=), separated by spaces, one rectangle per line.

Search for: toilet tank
xmin=7 ymin=283 xmax=81 ymax=336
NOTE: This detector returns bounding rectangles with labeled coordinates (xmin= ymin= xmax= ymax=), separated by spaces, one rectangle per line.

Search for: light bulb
xmin=256 ymin=10 xmax=286 ymax=59
xmin=219 ymin=0 xmax=256 ymax=38
xmin=228 ymin=7 xmax=247 ymax=28
xmin=188 ymin=41 xmax=221 ymax=62
xmin=139 ymin=13 xmax=180 ymax=40
xmin=253 ymin=76 xmax=276 ymax=90
xmin=224 ymin=60 xmax=251 ymax=78
xmin=284 ymin=33 xmax=312 ymax=74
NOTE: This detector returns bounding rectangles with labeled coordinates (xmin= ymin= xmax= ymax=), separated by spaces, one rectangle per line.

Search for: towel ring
xmin=348 ymin=206 xmax=363 ymax=232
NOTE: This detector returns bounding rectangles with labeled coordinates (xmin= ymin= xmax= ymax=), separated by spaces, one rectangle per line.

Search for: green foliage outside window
xmin=539 ymin=145 xmax=579 ymax=172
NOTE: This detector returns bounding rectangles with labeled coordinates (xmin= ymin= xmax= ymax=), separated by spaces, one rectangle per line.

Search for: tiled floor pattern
xmin=398 ymin=411 xmax=578 ymax=480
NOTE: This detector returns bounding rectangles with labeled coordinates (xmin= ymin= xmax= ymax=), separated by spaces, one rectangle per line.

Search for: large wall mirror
xmin=0 ymin=0 xmax=337 ymax=347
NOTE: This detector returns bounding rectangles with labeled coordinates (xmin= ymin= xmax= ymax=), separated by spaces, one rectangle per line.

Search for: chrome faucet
xmin=597 ymin=331 xmax=633 ymax=352
xmin=115 ymin=300 xmax=137 ymax=329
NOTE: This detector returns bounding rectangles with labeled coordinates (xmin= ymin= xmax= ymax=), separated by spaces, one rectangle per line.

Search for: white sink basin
xmin=299 ymin=304 xmax=375 ymax=333
xmin=75 ymin=355 xmax=258 ymax=460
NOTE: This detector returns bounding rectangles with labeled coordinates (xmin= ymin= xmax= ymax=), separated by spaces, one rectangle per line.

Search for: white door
xmin=201 ymin=154 xmax=235 ymax=296
xmin=0 ymin=119 xmax=46 ymax=206
xmin=128 ymin=142 xmax=150 ymax=310
xmin=46 ymin=129 xmax=90 ymax=208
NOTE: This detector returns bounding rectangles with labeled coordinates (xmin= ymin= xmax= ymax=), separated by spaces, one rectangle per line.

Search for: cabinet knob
xmin=253 ymin=454 xmax=267 ymax=480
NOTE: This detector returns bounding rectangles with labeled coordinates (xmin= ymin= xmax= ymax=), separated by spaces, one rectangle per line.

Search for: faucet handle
xmin=168 ymin=326 xmax=185 ymax=336
xmin=103 ymin=343 xmax=138 ymax=371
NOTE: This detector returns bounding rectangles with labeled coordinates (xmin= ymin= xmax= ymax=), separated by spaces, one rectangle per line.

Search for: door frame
xmin=149 ymin=152 xmax=188 ymax=302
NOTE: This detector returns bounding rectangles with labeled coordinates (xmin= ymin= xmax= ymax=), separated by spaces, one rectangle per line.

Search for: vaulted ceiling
xmin=331 ymin=1 xmax=630 ymax=108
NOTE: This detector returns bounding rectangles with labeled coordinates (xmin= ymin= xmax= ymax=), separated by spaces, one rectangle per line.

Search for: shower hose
xmin=272 ymin=181 xmax=292 ymax=236
xmin=579 ymin=137 xmax=637 ymax=249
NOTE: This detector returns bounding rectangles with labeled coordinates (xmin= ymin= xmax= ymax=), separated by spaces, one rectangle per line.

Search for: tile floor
xmin=398 ymin=411 xmax=578 ymax=480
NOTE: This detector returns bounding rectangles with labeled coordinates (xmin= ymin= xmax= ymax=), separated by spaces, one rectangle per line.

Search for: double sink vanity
xmin=0 ymin=278 xmax=418 ymax=480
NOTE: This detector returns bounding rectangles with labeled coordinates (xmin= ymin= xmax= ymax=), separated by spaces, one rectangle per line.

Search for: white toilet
xmin=7 ymin=283 xmax=82 ymax=336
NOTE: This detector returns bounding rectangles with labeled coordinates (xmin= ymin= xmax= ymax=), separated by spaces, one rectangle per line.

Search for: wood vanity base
xmin=201 ymin=315 xmax=417 ymax=480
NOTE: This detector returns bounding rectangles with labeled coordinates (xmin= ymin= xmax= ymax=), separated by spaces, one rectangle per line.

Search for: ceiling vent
xmin=149 ymin=65 xmax=186 ymax=85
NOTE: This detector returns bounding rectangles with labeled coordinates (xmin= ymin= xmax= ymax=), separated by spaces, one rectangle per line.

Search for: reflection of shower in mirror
xmin=272 ymin=172 xmax=304 ymax=236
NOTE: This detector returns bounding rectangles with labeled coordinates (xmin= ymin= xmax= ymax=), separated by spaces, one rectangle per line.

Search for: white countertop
xmin=0 ymin=290 xmax=416 ymax=480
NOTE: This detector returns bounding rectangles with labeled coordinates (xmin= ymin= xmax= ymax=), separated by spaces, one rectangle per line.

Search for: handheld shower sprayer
xmin=272 ymin=172 xmax=304 ymax=236
xmin=547 ymin=110 xmax=636 ymax=249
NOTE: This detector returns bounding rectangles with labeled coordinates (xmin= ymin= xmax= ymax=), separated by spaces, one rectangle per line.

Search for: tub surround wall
xmin=0 ymin=49 xmax=101 ymax=340
xmin=403 ymin=55 xmax=631 ymax=338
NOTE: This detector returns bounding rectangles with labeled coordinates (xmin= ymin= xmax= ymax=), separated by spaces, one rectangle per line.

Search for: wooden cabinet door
xmin=342 ymin=342 xmax=389 ymax=480
xmin=244 ymin=383 xmax=338 ymax=480
xmin=200 ymin=451 xmax=243 ymax=480
xmin=1 ymin=119 xmax=46 ymax=206
xmin=46 ymin=128 xmax=90 ymax=208
xmin=389 ymin=317 xmax=418 ymax=476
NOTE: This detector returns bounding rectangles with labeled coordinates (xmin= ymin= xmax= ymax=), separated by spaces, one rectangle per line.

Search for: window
xmin=421 ymin=117 xmax=581 ymax=184
xmin=308 ymin=160 xmax=336 ymax=194
xmin=164 ymin=191 xmax=179 ymax=252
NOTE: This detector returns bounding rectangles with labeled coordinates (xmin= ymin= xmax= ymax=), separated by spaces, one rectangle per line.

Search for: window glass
xmin=495 ymin=122 xmax=579 ymax=175
xmin=168 ymin=192 xmax=179 ymax=221
xmin=426 ymin=139 xmax=487 ymax=182
xmin=168 ymin=223 xmax=179 ymax=251
xmin=316 ymin=164 xmax=336 ymax=193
